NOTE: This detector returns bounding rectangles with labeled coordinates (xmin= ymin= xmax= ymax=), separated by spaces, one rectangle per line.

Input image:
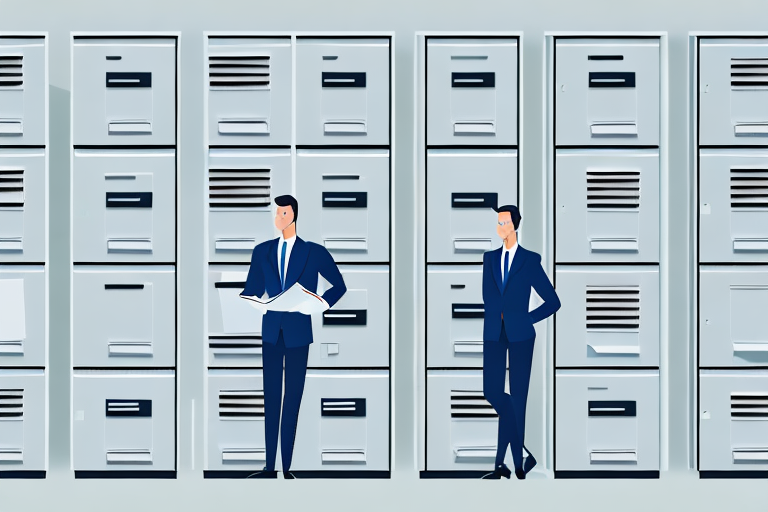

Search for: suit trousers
xmin=483 ymin=322 xmax=535 ymax=470
xmin=262 ymin=330 xmax=310 ymax=471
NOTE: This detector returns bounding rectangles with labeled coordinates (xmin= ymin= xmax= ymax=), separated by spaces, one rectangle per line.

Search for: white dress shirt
xmin=501 ymin=242 xmax=518 ymax=281
xmin=277 ymin=234 xmax=297 ymax=286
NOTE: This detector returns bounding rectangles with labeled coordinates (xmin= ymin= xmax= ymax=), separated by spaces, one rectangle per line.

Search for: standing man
xmin=241 ymin=194 xmax=347 ymax=479
xmin=481 ymin=205 xmax=560 ymax=480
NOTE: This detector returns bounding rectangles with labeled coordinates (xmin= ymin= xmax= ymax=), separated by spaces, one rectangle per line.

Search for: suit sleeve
xmin=241 ymin=243 xmax=266 ymax=298
xmin=528 ymin=253 xmax=561 ymax=325
xmin=317 ymin=246 xmax=347 ymax=308
xmin=482 ymin=251 xmax=492 ymax=305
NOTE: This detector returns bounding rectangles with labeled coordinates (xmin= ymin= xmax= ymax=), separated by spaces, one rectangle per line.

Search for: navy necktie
xmin=280 ymin=241 xmax=287 ymax=290
xmin=503 ymin=250 xmax=509 ymax=286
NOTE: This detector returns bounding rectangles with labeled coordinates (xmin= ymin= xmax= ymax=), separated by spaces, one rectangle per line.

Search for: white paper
xmin=0 ymin=279 xmax=26 ymax=342
xmin=219 ymin=272 xmax=261 ymax=334
xmin=241 ymin=283 xmax=328 ymax=315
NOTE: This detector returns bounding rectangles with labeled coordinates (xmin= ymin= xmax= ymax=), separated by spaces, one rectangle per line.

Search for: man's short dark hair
xmin=274 ymin=194 xmax=298 ymax=224
xmin=494 ymin=204 xmax=521 ymax=230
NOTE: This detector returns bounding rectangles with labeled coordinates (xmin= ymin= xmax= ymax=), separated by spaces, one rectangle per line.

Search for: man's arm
xmin=528 ymin=253 xmax=560 ymax=325
xmin=241 ymin=243 xmax=266 ymax=298
xmin=316 ymin=246 xmax=347 ymax=308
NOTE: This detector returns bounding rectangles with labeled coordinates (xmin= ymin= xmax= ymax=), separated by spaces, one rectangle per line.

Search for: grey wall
xmin=1 ymin=0 xmax=768 ymax=510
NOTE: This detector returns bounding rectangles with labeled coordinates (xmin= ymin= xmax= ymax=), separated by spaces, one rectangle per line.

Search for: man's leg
xmin=509 ymin=337 xmax=535 ymax=467
xmin=483 ymin=329 xmax=520 ymax=470
xmin=262 ymin=332 xmax=286 ymax=471
xmin=279 ymin=342 xmax=310 ymax=471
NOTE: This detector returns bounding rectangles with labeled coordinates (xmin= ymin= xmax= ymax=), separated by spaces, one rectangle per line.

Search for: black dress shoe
xmin=523 ymin=453 xmax=537 ymax=475
xmin=246 ymin=467 xmax=278 ymax=479
xmin=283 ymin=471 xmax=296 ymax=479
xmin=481 ymin=464 xmax=511 ymax=479
xmin=515 ymin=468 xmax=526 ymax=480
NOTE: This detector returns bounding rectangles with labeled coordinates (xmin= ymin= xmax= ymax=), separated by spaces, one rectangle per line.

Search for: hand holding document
xmin=240 ymin=283 xmax=329 ymax=315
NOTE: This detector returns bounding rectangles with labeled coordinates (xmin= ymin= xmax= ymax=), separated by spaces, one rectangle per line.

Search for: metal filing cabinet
xmin=426 ymin=38 xmax=518 ymax=146
xmin=207 ymin=37 xmax=292 ymax=146
xmin=72 ymin=37 xmax=176 ymax=146
xmin=0 ymin=369 xmax=45 ymax=471
xmin=295 ymin=38 xmax=390 ymax=146
xmin=292 ymin=370 xmax=389 ymax=471
xmin=555 ymin=370 xmax=660 ymax=472
xmin=0 ymin=37 xmax=46 ymax=145
xmin=555 ymin=38 xmax=660 ymax=146
xmin=0 ymin=266 xmax=45 ymax=367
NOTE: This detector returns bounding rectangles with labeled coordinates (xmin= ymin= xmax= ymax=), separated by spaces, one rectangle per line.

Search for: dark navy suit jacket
xmin=482 ymin=245 xmax=561 ymax=342
xmin=241 ymin=236 xmax=347 ymax=348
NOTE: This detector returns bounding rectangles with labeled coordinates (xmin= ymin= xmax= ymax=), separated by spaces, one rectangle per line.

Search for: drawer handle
xmin=108 ymin=122 xmax=152 ymax=134
xmin=209 ymin=337 xmax=263 ymax=356
xmin=733 ymin=342 xmax=768 ymax=353
xmin=321 ymin=72 xmax=366 ymax=88
xmin=588 ymin=400 xmax=636 ymax=417
xmin=734 ymin=123 xmax=768 ymax=137
xmin=214 ymin=281 xmax=247 ymax=289
xmin=104 ymin=284 xmax=145 ymax=290
xmin=322 ymin=309 xmax=367 ymax=326
xmin=451 ymin=192 xmax=497 ymax=209
xmin=590 ymin=450 xmax=637 ymax=464
xmin=108 ymin=341 xmax=153 ymax=357
xmin=454 ymin=447 xmax=496 ymax=461
xmin=324 ymin=122 xmax=367 ymax=134
xmin=453 ymin=122 xmax=495 ymax=135
xmin=324 ymin=238 xmax=367 ymax=251
xmin=321 ymin=449 xmax=366 ymax=464
xmin=453 ymin=238 xmax=492 ymax=252
xmin=451 ymin=72 xmax=495 ymax=88
xmin=107 ymin=239 xmax=152 ymax=253
xmin=0 ymin=238 xmax=23 ymax=252
xmin=454 ymin=341 xmax=483 ymax=354
xmin=322 ymin=192 xmax=367 ymax=208
xmin=452 ymin=303 xmax=484 ymax=319
xmin=588 ymin=344 xmax=641 ymax=356
xmin=0 ymin=120 xmax=23 ymax=135
xmin=733 ymin=449 xmax=768 ymax=463
xmin=218 ymin=120 xmax=269 ymax=135
xmin=733 ymin=238 xmax=768 ymax=252
xmin=106 ymin=192 xmax=153 ymax=208
xmin=106 ymin=449 xmax=152 ymax=464
xmin=589 ymin=238 xmax=639 ymax=252
xmin=590 ymin=123 xmax=638 ymax=136
xmin=222 ymin=448 xmax=266 ymax=464
xmin=0 ymin=449 xmax=23 ymax=463
xmin=215 ymin=238 xmax=256 ymax=251
xmin=106 ymin=72 xmax=152 ymax=88
xmin=588 ymin=72 xmax=635 ymax=88
xmin=0 ymin=341 xmax=23 ymax=355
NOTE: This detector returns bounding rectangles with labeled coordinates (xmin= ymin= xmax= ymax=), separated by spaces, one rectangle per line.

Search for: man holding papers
xmin=240 ymin=194 xmax=347 ymax=478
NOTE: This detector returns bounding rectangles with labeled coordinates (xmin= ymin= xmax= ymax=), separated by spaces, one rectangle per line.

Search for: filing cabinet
xmin=308 ymin=265 xmax=389 ymax=368
xmin=700 ymin=370 xmax=768 ymax=472
xmin=0 ymin=37 xmax=46 ymax=146
xmin=699 ymin=38 xmax=768 ymax=146
xmin=426 ymin=149 xmax=517 ymax=263
xmin=426 ymin=265 xmax=484 ymax=368
xmin=0 ymin=369 xmax=45 ymax=471
xmin=555 ymin=370 xmax=659 ymax=472
xmin=207 ymin=148 xmax=291 ymax=263
xmin=295 ymin=149 xmax=389 ymax=263
xmin=208 ymin=264 xmax=263 ymax=368
xmin=555 ymin=266 xmax=659 ymax=367
xmin=426 ymin=38 xmax=518 ymax=146
xmin=72 ymin=37 xmax=176 ymax=146
xmin=555 ymin=38 xmax=660 ymax=146
xmin=0 ymin=148 xmax=46 ymax=262
xmin=426 ymin=370 xmax=513 ymax=471
xmin=0 ymin=266 xmax=45 ymax=367
xmin=291 ymin=370 xmax=388 ymax=471
xmin=207 ymin=37 xmax=291 ymax=146
xmin=699 ymin=266 xmax=768 ymax=367
xmin=206 ymin=369 xmax=268 ymax=471
xmin=72 ymin=266 xmax=175 ymax=367
xmin=72 ymin=148 xmax=176 ymax=263
xmin=555 ymin=148 xmax=660 ymax=263
xmin=295 ymin=38 xmax=390 ymax=146
xmin=72 ymin=370 xmax=175 ymax=472
xmin=699 ymin=149 xmax=768 ymax=262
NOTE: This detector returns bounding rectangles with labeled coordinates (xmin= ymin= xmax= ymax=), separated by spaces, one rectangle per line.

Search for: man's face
xmin=274 ymin=205 xmax=294 ymax=231
xmin=497 ymin=211 xmax=515 ymax=240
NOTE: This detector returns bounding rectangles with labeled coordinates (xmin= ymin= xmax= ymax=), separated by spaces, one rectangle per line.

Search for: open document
xmin=240 ymin=283 xmax=328 ymax=315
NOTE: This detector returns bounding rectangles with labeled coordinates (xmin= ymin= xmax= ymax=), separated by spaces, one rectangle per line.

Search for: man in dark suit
xmin=241 ymin=194 xmax=347 ymax=479
xmin=481 ymin=204 xmax=560 ymax=480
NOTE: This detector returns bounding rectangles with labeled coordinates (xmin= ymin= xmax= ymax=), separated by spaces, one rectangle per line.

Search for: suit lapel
xmin=284 ymin=236 xmax=309 ymax=289
xmin=269 ymin=238 xmax=280 ymax=279
xmin=503 ymin=246 xmax=526 ymax=292
xmin=492 ymin=247 xmax=503 ymax=294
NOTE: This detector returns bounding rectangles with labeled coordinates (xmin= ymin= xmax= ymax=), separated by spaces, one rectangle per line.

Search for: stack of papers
xmin=240 ymin=283 xmax=328 ymax=315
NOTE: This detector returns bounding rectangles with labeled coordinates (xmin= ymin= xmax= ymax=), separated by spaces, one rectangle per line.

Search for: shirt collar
xmin=279 ymin=234 xmax=297 ymax=246
xmin=503 ymin=242 xmax=518 ymax=254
